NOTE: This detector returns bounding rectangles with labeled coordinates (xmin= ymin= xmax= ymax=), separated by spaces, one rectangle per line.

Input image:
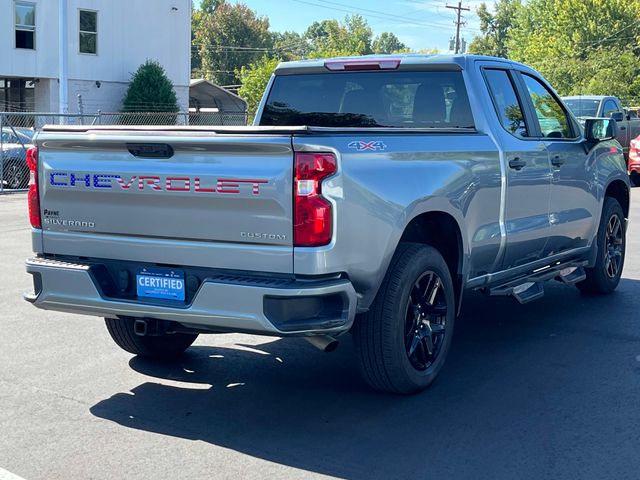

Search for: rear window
xmin=564 ymin=99 xmax=600 ymax=117
xmin=260 ymin=71 xmax=474 ymax=128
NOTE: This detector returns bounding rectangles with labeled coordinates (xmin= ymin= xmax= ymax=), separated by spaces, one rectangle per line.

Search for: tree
xmin=193 ymin=2 xmax=272 ymax=84
xmin=237 ymin=56 xmax=280 ymax=114
xmin=506 ymin=0 xmax=640 ymax=99
xmin=304 ymin=15 xmax=373 ymax=56
xmin=122 ymin=60 xmax=179 ymax=112
xmin=200 ymin=0 xmax=222 ymax=14
xmin=271 ymin=31 xmax=311 ymax=60
xmin=372 ymin=32 xmax=407 ymax=54
xmin=467 ymin=0 xmax=522 ymax=57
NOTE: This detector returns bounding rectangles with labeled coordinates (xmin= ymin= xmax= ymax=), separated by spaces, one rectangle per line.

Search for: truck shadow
xmin=90 ymin=279 xmax=640 ymax=479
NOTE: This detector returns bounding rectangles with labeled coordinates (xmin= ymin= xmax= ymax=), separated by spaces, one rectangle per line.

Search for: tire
xmin=3 ymin=160 xmax=28 ymax=189
xmin=353 ymin=243 xmax=456 ymax=394
xmin=105 ymin=317 xmax=198 ymax=358
xmin=576 ymin=197 xmax=626 ymax=295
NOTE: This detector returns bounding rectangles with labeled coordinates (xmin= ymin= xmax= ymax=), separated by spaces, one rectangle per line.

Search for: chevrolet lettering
xmin=49 ymin=173 xmax=269 ymax=195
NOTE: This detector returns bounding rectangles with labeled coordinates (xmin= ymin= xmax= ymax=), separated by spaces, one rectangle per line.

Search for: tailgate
xmin=36 ymin=130 xmax=294 ymax=273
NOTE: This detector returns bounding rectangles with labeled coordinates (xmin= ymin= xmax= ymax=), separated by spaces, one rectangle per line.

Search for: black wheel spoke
xmin=604 ymin=213 xmax=624 ymax=279
xmin=431 ymin=323 xmax=446 ymax=335
xmin=404 ymin=270 xmax=448 ymax=371
xmin=407 ymin=334 xmax=421 ymax=358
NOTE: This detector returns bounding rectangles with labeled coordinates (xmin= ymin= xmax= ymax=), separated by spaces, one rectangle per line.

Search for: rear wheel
xmin=576 ymin=197 xmax=626 ymax=295
xmin=105 ymin=317 xmax=198 ymax=358
xmin=353 ymin=243 xmax=455 ymax=394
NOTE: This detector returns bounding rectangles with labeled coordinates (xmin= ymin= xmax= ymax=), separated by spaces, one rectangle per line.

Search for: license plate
xmin=136 ymin=267 xmax=185 ymax=301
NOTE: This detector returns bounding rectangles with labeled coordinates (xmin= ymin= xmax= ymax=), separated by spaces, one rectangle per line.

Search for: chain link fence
xmin=0 ymin=110 xmax=249 ymax=193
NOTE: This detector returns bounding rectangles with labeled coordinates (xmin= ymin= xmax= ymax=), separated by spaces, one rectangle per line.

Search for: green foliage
xmin=200 ymin=0 xmax=222 ymax=14
xmin=237 ymin=56 xmax=280 ymax=114
xmin=469 ymin=0 xmax=640 ymax=103
xmin=372 ymin=32 xmax=407 ymax=54
xmin=122 ymin=60 xmax=179 ymax=117
xmin=468 ymin=0 xmax=522 ymax=57
xmin=193 ymin=2 xmax=272 ymax=84
xmin=271 ymin=31 xmax=311 ymax=60
xmin=304 ymin=15 xmax=373 ymax=56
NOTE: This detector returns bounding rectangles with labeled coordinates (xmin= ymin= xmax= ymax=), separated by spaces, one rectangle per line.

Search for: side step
xmin=555 ymin=266 xmax=587 ymax=285
xmin=487 ymin=262 xmax=587 ymax=305
xmin=489 ymin=281 xmax=544 ymax=304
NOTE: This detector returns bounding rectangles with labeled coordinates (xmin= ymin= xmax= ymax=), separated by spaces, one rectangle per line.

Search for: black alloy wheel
xmin=404 ymin=271 xmax=448 ymax=371
xmin=604 ymin=212 xmax=624 ymax=279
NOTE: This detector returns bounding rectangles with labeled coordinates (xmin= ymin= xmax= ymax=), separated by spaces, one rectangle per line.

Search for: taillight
xmin=294 ymin=152 xmax=337 ymax=247
xmin=26 ymin=146 xmax=41 ymax=229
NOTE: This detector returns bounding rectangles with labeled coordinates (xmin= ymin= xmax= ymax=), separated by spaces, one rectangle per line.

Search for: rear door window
xmin=483 ymin=69 xmax=528 ymax=138
xmin=260 ymin=71 xmax=474 ymax=128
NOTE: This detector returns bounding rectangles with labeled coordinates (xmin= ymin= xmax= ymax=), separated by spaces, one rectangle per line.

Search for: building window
xmin=15 ymin=2 xmax=35 ymax=49
xmin=79 ymin=10 xmax=97 ymax=54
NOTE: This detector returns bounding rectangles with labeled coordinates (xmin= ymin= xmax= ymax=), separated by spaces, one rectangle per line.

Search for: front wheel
xmin=576 ymin=197 xmax=626 ymax=295
xmin=105 ymin=317 xmax=198 ymax=358
xmin=353 ymin=243 xmax=455 ymax=394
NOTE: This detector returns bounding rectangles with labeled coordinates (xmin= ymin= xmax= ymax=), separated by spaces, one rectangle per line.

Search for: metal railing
xmin=0 ymin=110 xmax=249 ymax=193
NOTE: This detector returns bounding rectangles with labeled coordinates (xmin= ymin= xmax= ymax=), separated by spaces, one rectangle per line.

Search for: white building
xmin=0 ymin=0 xmax=191 ymax=113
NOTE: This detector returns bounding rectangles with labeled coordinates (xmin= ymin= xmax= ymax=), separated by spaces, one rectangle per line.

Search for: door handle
xmin=551 ymin=155 xmax=564 ymax=167
xmin=508 ymin=157 xmax=526 ymax=170
xmin=620 ymin=126 xmax=627 ymax=131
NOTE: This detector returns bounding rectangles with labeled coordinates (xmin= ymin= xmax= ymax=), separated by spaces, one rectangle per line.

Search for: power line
xmin=446 ymin=1 xmax=470 ymax=54
xmin=288 ymin=0 xmax=455 ymax=30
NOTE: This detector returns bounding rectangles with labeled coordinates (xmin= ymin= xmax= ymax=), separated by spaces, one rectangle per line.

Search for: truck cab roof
xmin=274 ymin=54 xmax=529 ymax=75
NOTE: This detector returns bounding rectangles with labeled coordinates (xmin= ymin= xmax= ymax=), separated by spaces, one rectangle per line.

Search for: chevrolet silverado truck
xmin=24 ymin=55 xmax=630 ymax=394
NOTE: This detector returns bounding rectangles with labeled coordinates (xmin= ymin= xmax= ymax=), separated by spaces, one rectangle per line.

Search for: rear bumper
xmin=25 ymin=257 xmax=357 ymax=336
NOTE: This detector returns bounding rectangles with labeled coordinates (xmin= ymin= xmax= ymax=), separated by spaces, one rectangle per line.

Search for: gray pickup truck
xmin=563 ymin=95 xmax=640 ymax=160
xmin=24 ymin=55 xmax=630 ymax=394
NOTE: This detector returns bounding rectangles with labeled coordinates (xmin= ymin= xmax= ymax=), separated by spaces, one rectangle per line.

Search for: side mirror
xmin=610 ymin=111 xmax=624 ymax=122
xmin=585 ymin=118 xmax=618 ymax=143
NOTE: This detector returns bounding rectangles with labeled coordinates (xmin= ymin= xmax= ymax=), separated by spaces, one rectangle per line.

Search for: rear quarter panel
xmin=293 ymin=133 xmax=502 ymax=310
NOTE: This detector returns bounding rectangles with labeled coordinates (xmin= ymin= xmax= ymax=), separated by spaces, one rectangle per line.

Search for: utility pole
xmin=446 ymin=1 xmax=470 ymax=54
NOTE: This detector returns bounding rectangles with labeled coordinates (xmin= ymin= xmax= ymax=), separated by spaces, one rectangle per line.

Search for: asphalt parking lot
xmin=1 ymin=191 xmax=639 ymax=480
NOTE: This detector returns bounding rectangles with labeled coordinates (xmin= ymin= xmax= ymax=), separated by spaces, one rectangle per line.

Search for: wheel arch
xmin=397 ymin=210 xmax=466 ymax=313
xmin=604 ymin=179 xmax=630 ymax=219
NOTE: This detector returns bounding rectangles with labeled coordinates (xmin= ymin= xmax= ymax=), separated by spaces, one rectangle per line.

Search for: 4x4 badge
xmin=348 ymin=140 xmax=387 ymax=151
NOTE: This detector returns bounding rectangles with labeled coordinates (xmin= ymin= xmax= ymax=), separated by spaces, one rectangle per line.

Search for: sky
xmin=197 ymin=0 xmax=485 ymax=52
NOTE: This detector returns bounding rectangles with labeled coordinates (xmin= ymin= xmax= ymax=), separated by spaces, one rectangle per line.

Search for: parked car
xmin=563 ymin=95 xmax=640 ymax=159
xmin=1 ymin=127 xmax=34 ymax=189
xmin=628 ymin=135 xmax=640 ymax=186
xmin=24 ymin=55 xmax=630 ymax=394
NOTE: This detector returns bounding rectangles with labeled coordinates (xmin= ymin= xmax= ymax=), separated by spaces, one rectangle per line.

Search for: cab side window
xmin=522 ymin=74 xmax=574 ymax=139
xmin=484 ymin=69 xmax=528 ymax=139
xmin=602 ymin=100 xmax=619 ymax=118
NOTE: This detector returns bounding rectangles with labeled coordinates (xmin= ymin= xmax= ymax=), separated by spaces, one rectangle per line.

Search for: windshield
xmin=260 ymin=70 xmax=474 ymax=128
xmin=564 ymin=99 xmax=600 ymax=117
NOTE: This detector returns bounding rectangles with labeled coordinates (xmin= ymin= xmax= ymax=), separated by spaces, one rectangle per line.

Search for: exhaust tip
xmin=305 ymin=335 xmax=339 ymax=353
xmin=134 ymin=319 xmax=147 ymax=336
xmin=324 ymin=339 xmax=339 ymax=353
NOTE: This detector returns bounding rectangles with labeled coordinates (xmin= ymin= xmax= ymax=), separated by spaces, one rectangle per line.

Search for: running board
xmin=486 ymin=261 xmax=587 ymax=305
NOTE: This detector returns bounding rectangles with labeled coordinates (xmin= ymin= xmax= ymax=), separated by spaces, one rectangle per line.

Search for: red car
xmin=629 ymin=135 xmax=640 ymax=186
